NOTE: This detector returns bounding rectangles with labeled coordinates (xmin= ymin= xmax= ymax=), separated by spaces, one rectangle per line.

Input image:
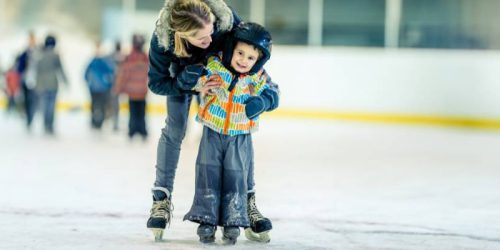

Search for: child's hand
xmin=199 ymin=75 xmax=222 ymax=98
xmin=199 ymin=81 xmax=221 ymax=97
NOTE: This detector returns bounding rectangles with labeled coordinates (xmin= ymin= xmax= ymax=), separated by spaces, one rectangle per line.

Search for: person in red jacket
xmin=114 ymin=34 xmax=149 ymax=139
xmin=4 ymin=64 xmax=21 ymax=113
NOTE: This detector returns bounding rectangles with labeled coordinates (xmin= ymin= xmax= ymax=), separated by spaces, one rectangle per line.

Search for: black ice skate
xmin=245 ymin=193 xmax=272 ymax=243
xmin=222 ymin=226 xmax=240 ymax=245
xmin=197 ymin=224 xmax=216 ymax=244
xmin=147 ymin=189 xmax=173 ymax=242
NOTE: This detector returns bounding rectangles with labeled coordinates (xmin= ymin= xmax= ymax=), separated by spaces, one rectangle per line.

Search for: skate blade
xmin=222 ymin=237 xmax=237 ymax=245
xmin=199 ymin=237 xmax=216 ymax=244
xmin=244 ymin=228 xmax=270 ymax=243
xmin=200 ymin=235 xmax=215 ymax=245
xmin=151 ymin=229 xmax=164 ymax=242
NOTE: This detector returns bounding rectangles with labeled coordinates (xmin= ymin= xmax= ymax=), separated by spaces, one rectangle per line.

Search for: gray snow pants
xmin=153 ymin=95 xmax=255 ymax=198
xmin=183 ymin=126 xmax=252 ymax=227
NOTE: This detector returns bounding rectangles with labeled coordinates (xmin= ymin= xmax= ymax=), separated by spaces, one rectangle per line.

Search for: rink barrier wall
xmin=1 ymin=98 xmax=500 ymax=130
xmin=2 ymin=47 xmax=500 ymax=131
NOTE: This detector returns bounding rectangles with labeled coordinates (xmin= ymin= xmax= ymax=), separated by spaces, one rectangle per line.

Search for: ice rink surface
xmin=1 ymin=111 xmax=500 ymax=250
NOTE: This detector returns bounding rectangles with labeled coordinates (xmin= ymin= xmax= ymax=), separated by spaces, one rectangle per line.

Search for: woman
xmin=147 ymin=0 xmax=279 ymax=242
xmin=35 ymin=35 xmax=68 ymax=135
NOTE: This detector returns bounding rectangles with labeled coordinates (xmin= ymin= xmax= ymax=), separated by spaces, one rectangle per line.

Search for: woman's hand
xmin=176 ymin=64 xmax=206 ymax=90
xmin=199 ymin=75 xmax=222 ymax=97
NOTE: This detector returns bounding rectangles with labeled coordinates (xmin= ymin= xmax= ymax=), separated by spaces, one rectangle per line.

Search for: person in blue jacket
xmin=146 ymin=0 xmax=279 ymax=243
xmin=16 ymin=31 xmax=39 ymax=131
xmin=84 ymin=41 xmax=115 ymax=130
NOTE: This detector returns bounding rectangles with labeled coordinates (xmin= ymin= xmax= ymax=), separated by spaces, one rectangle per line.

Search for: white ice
xmin=1 ymin=112 xmax=500 ymax=250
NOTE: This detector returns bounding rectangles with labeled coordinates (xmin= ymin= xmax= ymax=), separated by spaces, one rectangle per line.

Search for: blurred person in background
xmin=0 ymin=60 xmax=5 ymax=111
xmin=84 ymin=41 xmax=114 ymax=130
xmin=16 ymin=31 xmax=39 ymax=130
xmin=0 ymin=59 xmax=4 ymax=108
xmin=35 ymin=34 xmax=68 ymax=135
xmin=146 ymin=0 xmax=279 ymax=243
xmin=3 ymin=62 xmax=22 ymax=114
xmin=108 ymin=41 xmax=125 ymax=132
xmin=114 ymin=34 xmax=149 ymax=140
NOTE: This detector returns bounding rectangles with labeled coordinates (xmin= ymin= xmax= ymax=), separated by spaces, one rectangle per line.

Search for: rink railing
xmin=1 ymin=98 xmax=500 ymax=131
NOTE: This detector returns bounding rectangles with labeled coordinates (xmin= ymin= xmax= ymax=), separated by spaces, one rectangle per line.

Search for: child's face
xmin=231 ymin=42 xmax=260 ymax=74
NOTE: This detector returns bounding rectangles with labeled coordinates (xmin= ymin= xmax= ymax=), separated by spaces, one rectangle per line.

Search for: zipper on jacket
xmin=222 ymin=76 xmax=239 ymax=134
xmin=223 ymin=87 xmax=236 ymax=135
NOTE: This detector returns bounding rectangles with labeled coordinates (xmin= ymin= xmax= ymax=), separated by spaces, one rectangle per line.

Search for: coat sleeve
xmin=16 ymin=52 xmax=28 ymax=74
xmin=114 ymin=57 xmax=129 ymax=94
xmin=84 ymin=59 xmax=96 ymax=86
xmin=56 ymin=54 xmax=68 ymax=85
xmin=229 ymin=6 xmax=242 ymax=27
xmin=260 ymin=69 xmax=280 ymax=111
xmin=147 ymin=34 xmax=186 ymax=96
xmin=192 ymin=67 xmax=213 ymax=93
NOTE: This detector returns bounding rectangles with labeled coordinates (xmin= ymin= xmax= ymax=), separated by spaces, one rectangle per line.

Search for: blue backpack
xmin=85 ymin=57 xmax=115 ymax=92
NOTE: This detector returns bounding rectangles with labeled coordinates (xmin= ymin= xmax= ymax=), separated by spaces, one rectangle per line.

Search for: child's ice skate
xmin=245 ymin=193 xmax=272 ymax=243
xmin=146 ymin=189 xmax=173 ymax=242
xmin=222 ymin=226 xmax=240 ymax=245
xmin=197 ymin=224 xmax=216 ymax=244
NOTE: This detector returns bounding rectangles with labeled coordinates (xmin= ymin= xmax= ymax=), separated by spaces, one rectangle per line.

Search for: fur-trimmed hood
xmin=154 ymin=0 xmax=234 ymax=50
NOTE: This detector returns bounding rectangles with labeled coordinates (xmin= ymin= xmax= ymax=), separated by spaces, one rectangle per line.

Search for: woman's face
xmin=184 ymin=22 xmax=214 ymax=49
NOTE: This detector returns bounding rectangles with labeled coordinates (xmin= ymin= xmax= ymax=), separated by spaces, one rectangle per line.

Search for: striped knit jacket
xmin=193 ymin=55 xmax=269 ymax=136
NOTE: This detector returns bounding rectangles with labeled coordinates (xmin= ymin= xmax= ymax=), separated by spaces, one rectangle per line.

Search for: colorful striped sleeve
xmin=252 ymin=70 xmax=269 ymax=96
xmin=192 ymin=57 xmax=217 ymax=92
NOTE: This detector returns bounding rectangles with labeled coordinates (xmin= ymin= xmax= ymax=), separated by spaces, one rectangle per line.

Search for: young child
xmin=183 ymin=22 xmax=277 ymax=245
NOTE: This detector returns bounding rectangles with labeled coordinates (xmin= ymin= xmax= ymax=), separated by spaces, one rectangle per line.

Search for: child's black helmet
xmin=223 ymin=22 xmax=272 ymax=74
xmin=44 ymin=35 xmax=57 ymax=49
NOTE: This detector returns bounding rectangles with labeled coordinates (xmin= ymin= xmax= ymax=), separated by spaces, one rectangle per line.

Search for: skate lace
xmin=248 ymin=196 xmax=264 ymax=222
xmin=151 ymin=199 xmax=174 ymax=227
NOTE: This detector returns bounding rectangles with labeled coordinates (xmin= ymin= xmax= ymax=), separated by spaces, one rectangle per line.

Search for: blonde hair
xmin=169 ymin=0 xmax=215 ymax=57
